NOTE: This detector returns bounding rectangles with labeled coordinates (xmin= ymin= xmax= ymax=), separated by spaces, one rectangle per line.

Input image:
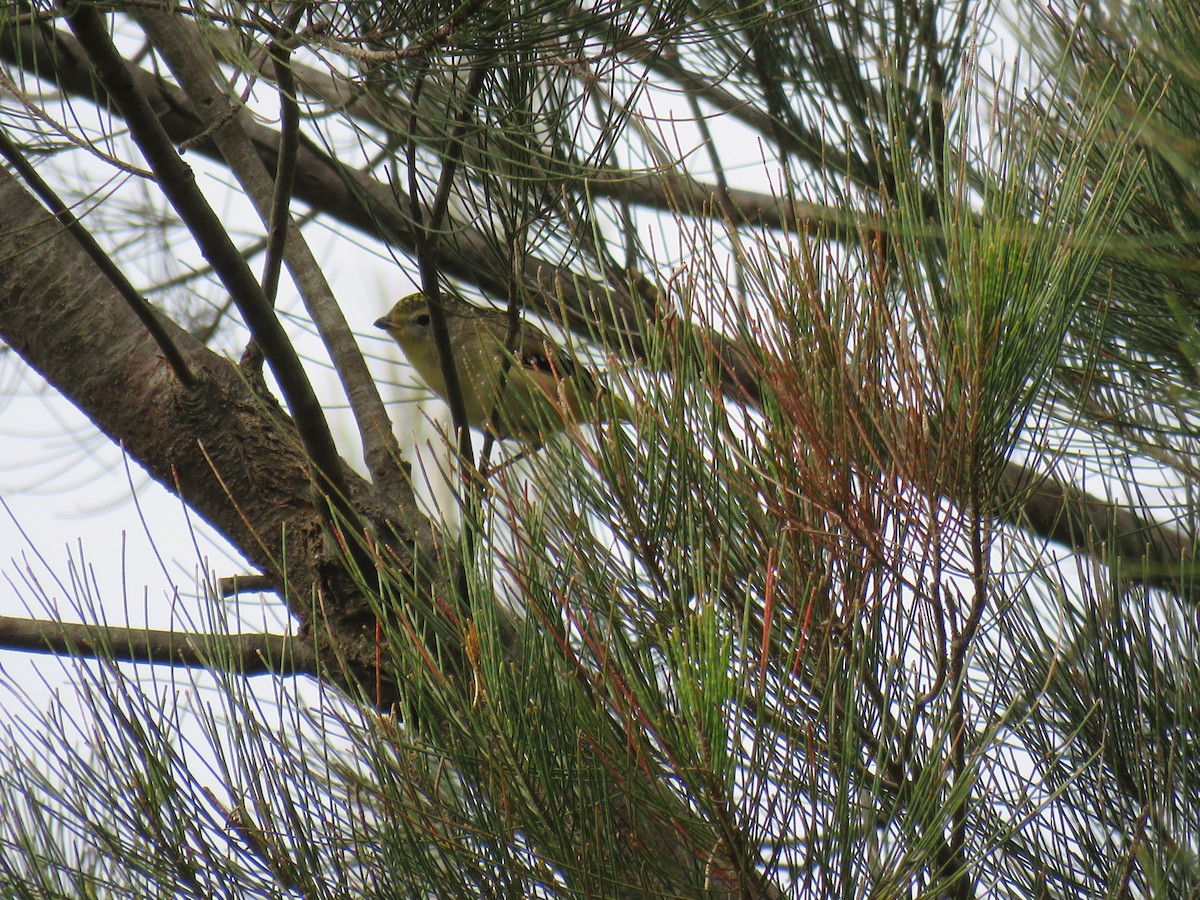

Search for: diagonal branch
xmin=129 ymin=7 xmax=409 ymax=509
xmin=61 ymin=2 xmax=354 ymax=519
xmin=997 ymin=463 xmax=1198 ymax=603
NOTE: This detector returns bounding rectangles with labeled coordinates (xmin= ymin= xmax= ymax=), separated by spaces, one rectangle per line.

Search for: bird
xmin=374 ymin=292 xmax=618 ymax=446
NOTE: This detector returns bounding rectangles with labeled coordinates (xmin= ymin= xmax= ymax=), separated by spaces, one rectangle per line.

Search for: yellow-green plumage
xmin=374 ymin=292 xmax=607 ymax=445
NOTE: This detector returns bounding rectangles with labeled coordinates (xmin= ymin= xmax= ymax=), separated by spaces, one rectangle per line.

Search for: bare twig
xmin=0 ymin=67 xmax=154 ymax=177
xmin=218 ymin=574 xmax=276 ymax=597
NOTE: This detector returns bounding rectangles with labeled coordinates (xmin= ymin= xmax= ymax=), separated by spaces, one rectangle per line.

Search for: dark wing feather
xmin=517 ymin=334 xmax=576 ymax=379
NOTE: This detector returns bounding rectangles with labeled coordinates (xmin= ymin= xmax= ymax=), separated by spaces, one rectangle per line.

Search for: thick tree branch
xmin=0 ymin=615 xmax=319 ymax=677
xmin=997 ymin=463 xmax=1198 ymax=602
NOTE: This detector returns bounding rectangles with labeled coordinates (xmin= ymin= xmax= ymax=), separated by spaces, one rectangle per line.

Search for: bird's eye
xmin=415 ymin=314 xmax=431 ymax=327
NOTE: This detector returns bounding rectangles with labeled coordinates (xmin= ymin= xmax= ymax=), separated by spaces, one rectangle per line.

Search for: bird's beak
xmin=373 ymin=316 xmax=390 ymax=330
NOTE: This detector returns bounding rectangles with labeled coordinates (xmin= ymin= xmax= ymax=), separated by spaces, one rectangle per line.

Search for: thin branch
xmin=261 ymin=23 xmax=300 ymax=309
xmin=0 ymin=65 xmax=153 ymax=177
xmin=131 ymin=7 xmax=411 ymax=508
xmin=0 ymin=614 xmax=319 ymax=677
xmin=218 ymin=574 xmax=276 ymax=597
xmin=944 ymin=445 xmax=989 ymax=899
xmin=61 ymin=3 xmax=353 ymax=514
xmin=237 ymin=10 xmax=303 ymax=376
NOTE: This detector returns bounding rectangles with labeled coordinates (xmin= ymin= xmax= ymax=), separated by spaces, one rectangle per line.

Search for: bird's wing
xmin=514 ymin=329 xmax=578 ymax=380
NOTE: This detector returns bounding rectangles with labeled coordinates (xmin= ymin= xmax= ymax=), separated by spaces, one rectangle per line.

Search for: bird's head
xmin=374 ymin=292 xmax=434 ymax=345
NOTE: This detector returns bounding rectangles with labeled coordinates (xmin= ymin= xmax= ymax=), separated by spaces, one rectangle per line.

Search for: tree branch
xmin=997 ymin=463 xmax=1198 ymax=602
xmin=0 ymin=615 xmax=319 ymax=677
xmin=261 ymin=17 xmax=301 ymax=310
